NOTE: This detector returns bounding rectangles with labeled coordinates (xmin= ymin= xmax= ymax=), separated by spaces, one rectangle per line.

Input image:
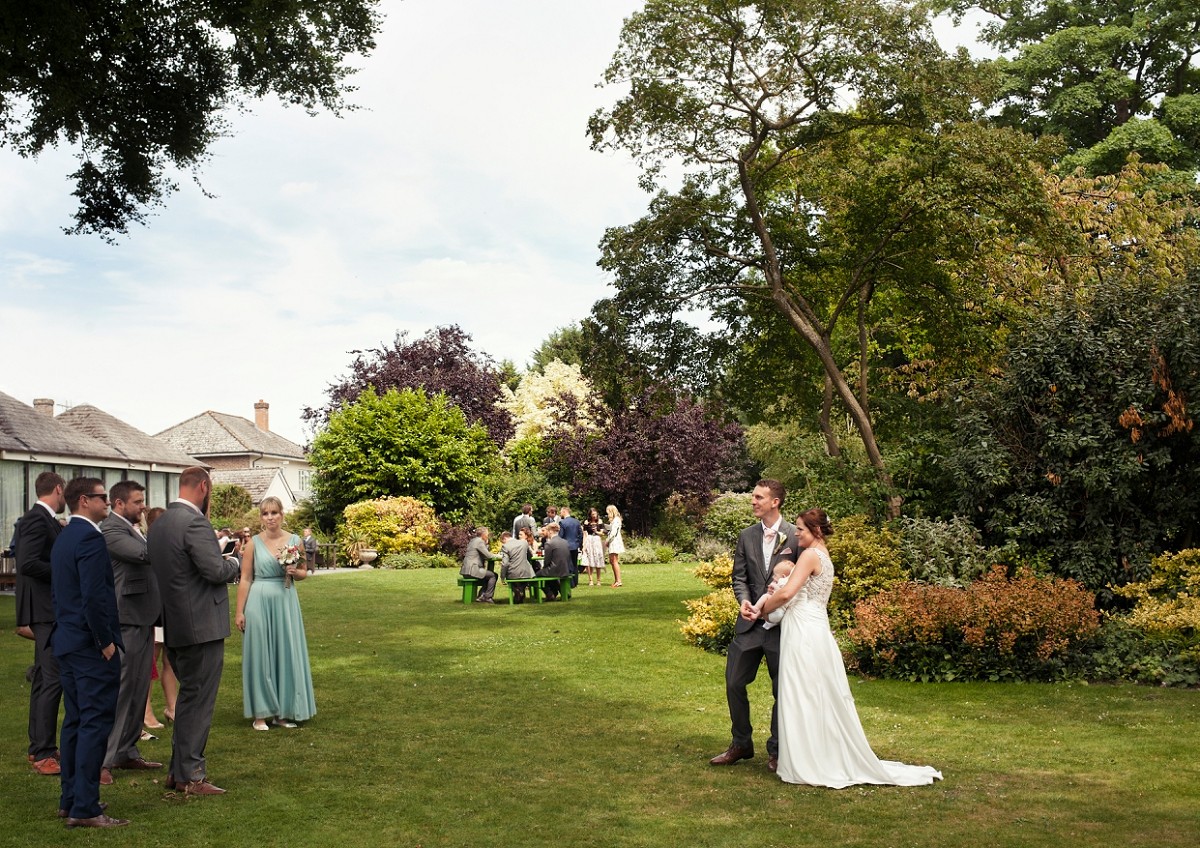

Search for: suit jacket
xmin=101 ymin=513 xmax=160 ymax=627
xmin=557 ymin=516 xmax=583 ymax=551
xmin=732 ymin=519 xmax=799 ymax=635
xmin=460 ymin=536 xmax=499 ymax=579
xmin=15 ymin=502 xmax=62 ymax=626
xmin=51 ymin=517 xmax=123 ymax=657
xmin=147 ymin=501 xmax=239 ymax=648
xmin=500 ymin=538 xmax=534 ymax=580
xmin=512 ymin=514 xmax=537 ymax=538
xmin=540 ymin=536 xmax=572 ymax=578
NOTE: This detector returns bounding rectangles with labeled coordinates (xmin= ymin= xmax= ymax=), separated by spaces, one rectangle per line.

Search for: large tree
xmin=0 ymin=0 xmax=380 ymax=237
xmin=304 ymin=325 xmax=515 ymax=446
xmin=589 ymin=0 xmax=1053 ymax=516
xmin=938 ymin=0 xmax=1200 ymax=175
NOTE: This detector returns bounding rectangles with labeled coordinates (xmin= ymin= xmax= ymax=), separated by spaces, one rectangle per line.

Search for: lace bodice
xmin=792 ymin=548 xmax=834 ymax=608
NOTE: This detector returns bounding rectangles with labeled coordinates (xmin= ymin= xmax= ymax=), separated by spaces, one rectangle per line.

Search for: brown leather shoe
xmin=66 ymin=813 xmax=130 ymax=829
xmin=114 ymin=757 xmax=162 ymax=770
xmin=183 ymin=779 xmax=226 ymax=795
xmin=59 ymin=802 xmax=106 ymax=818
xmin=32 ymin=757 xmax=61 ymax=775
xmin=767 ymin=756 xmax=778 ymax=773
xmin=709 ymin=745 xmax=754 ymax=765
xmin=100 ymin=767 xmax=114 ymax=785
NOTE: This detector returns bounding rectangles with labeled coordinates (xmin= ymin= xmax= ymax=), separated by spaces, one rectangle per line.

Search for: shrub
xmin=1081 ymin=615 xmax=1200 ymax=687
xmin=680 ymin=588 xmax=739 ymax=655
xmin=826 ymin=515 xmax=907 ymax=629
xmin=342 ymin=496 xmax=439 ymax=556
xmin=1112 ymin=548 xmax=1200 ymax=641
xmin=847 ymin=567 xmax=1101 ymax=682
xmin=436 ymin=520 xmax=473 ymax=560
xmin=693 ymin=553 xmax=733 ymax=590
xmin=899 ymin=515 xmax=1016 ymax=588
xmin=651 ymin=492 xmax=705 ymax=553
xmin=703 ymin=492 xmax=753 ymax=545
xmin=619 ymin=535 xmax=660 ymax=564
xmin=210 ymin=483 xmax=253 ymax=524
xmin=695 ymin=535 xmax=731 ymax=562
xmin=379 ymin=551 xmax=458 ymax=570
xmin=654 ymin=543 xmax=676 ymax=563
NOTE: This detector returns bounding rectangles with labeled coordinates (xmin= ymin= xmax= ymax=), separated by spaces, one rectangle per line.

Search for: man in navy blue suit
xmin=557 ymin=506 xmax=584 ymax=588
xmin=51 ymin=477 xmax=128 ymax=829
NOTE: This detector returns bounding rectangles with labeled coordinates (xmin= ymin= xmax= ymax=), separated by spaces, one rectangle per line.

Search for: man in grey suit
xmin=459 ymin=527 xmax=499 ymax=603
xmin=15 ymin=471 xmax=66 ymax=775
xmin=710 ymin=480 xmax=797 ymax=774
xmin=498 ymin=531 xmax=534 ymax=603
xmin=100 ymin=480 xmax=162 ymax=783
xmin=147 ymin=467 xmax=239 ymax=795
xmin=537 ymin=523 xmax=571 ymax=601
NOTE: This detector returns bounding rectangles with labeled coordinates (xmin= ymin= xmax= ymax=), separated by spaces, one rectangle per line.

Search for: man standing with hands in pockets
xmin=710 ymin=480 xmax=797 ymax=774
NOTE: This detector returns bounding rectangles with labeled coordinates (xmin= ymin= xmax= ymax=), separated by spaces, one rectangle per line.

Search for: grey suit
xmin=147 ymin=501 xmax=239 ymax=785
xmin=101 ymin=513 xmax=160 ymax=768
xmin=15 ymin=502 xmax=63 ymax=761
xmin=459 ymin=536 xmax=499 ymax=601
xmin=724 ymin=519 xmax=798 ymax=758
xmin=500 ymin=538 xmax=534 ymax=580
xmin=538 ymin=535 xmax=571 ymax=600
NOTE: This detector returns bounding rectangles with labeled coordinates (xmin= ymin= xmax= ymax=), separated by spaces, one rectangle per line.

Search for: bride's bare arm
xmin=760 ymin=551 xmax=821 ymax=615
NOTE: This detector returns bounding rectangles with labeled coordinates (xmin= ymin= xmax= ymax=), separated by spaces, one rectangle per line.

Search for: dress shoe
xmin=59 ymin=802 xmax=106 ymax=818
xmin=114 ymin=757 xmax=162 ymax=770
xmin=183 ymin=779 xmax=226 ymax=795
xmin=252 ymin=719 xmax=270 ymax=731
xmin=768 ymin=756 xmax=778 ymax=773
xmin=709 ymin=745 xmax=754 ymax=765
xmin=100 ymin=768 xmax=114 ymax=785
xmin=271 ymin=718 xmax=298 ymax=728
xmin=65 ymin=814 xmax=130 ymax=829
xmin=32 ymin=757 xmax=61 ymax=775
xmin=479 ymin=598 xmax=495 ymax=604
xmin=144 ymin=719 xmax=165 ymax=730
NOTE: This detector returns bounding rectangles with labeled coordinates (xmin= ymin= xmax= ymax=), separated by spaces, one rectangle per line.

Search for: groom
xmin=710 ymin=479 xmax=797 ymax=773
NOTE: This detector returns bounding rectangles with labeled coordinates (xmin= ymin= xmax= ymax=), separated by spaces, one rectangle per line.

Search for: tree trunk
xmin=819 ymin=374 xmax=841 ymax=457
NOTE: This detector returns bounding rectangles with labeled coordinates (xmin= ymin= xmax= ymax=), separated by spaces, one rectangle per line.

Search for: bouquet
xmin=278 ymin=543 xmax=303 ymax=588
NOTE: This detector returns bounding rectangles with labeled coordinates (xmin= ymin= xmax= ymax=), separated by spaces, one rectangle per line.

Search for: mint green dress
xmin=242 ymin=534 xmax=317 ymax=722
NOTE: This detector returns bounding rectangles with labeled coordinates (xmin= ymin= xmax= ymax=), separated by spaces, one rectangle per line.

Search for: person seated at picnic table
xmin=499 ymin=531 xmax=535 ymax=603
xmin=519 ymin=525 xmax=541 ymax=558
xmin=459 ymin=528 xmax=500 ymax=604
xmin=536 ymin=523 xmax=572 ymax=601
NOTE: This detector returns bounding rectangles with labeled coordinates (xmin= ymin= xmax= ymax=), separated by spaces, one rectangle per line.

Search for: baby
xmin=751 ymin=560 xmax=795 ymax=629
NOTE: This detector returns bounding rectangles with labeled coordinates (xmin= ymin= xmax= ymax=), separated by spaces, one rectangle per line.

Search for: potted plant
xmin=342 ymin=528 xmax=378 ymax=567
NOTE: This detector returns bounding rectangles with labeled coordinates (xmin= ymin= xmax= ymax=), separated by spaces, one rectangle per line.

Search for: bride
xmin=752 ymin=508 xmax=942 ymax=788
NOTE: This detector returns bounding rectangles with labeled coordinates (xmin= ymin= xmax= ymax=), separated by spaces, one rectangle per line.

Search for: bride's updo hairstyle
xmin=796 ymin=508 xmax=834 ymax=540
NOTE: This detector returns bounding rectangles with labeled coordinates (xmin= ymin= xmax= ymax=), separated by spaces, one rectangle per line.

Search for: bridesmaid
xmin=605 ymin=505 xmax=625 ymax=587
xmin=234 ymin=497 xmax=316 ymax=730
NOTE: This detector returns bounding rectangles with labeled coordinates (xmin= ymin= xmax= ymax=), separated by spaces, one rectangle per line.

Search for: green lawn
xmin=4 ymin=564 xmax=1198 ymax=848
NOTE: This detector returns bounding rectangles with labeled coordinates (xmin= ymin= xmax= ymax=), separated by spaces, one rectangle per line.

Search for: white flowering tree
xmin=498 ymin=360 xmax=601 ymax=445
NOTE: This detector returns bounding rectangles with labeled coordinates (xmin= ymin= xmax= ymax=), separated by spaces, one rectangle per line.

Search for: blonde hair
xmin=606 ymin=505 xmax=622 ymax=522
xmin=260 ymin=496 xmax=284 ymax=514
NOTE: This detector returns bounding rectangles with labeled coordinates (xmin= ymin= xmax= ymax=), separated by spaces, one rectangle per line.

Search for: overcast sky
xmin=0 ymin=1 xmax=984 ymax=446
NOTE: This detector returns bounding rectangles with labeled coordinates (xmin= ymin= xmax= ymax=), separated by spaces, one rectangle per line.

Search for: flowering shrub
xmin=342 ymin=496 xmax=440 ymax=556
xmin=847 ymin=567 xmax=1101 ymax=682
xmin=499 ymin=360 xmax=600 ymax=442
xmin=680 ymin=588 xmax=739 ymax=655
xmin=693 ymin=553 xmax=733 ymax=590
xmin=826 ymin=515 xmax=907 ymax=629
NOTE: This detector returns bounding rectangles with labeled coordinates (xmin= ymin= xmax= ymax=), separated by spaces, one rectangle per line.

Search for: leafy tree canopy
xmin=499 ymin=360 xmax=601 ymax=444
xmin=304 ymin=325 xmax=515 ymax=446
xmin=308 ymin=386 xmax=497 ymax=524
xmin=0 ymin=0 xmax=381 ymax=237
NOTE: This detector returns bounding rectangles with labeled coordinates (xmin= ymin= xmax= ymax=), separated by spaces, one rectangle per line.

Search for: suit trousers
xmin=568 ymin=549 xmax=580 ymax=587
xmin=724 ymin=622 xmax=781 ymax=756
xmin=104 ymin=623 xmax=154 ymax=767
xmin=58 ymin=648 xmax=121 ymax=819
xmin=29 ymin=621 xmax=62 ymax=759
xmin=167 ymin=639 xmax=226 ymax=783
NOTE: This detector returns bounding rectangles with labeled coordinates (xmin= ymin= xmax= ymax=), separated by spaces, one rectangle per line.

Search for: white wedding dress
xmin=776 ymin=549 xmax=942 ymax=788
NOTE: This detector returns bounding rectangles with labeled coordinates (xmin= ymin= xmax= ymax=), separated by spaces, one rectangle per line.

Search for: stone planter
xmin=358 ymin=548 xmax=378 ymax=568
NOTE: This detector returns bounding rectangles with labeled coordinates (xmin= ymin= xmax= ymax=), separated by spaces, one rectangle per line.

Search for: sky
xmin=0 ymin=1 xmax=985 ymax=447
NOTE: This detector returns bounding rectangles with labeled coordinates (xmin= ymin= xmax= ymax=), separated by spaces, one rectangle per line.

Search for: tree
xmin=0 ymin=0 xmax=380 ymax=237
xmin=498 ymin=360 xmax=601 ymax=443
xmin=304 ymin=325 xmax=515 ymax=446
xmin=545 ymin=383 xmax=745 ymax=535
xmin=308 ymin=387 xmax=496 ymax=523
xmin=938 ymin=0 xmax=1200 ymax=175
xmin=589 ymin=0 xmax=1051 ymax=516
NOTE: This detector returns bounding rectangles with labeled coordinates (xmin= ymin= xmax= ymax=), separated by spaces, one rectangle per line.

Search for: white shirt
xmin=761 ymin=516 xmax=783 ymax=574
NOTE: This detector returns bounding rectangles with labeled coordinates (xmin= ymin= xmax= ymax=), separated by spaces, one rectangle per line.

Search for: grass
xmin=3 ymin=563 xmax=1199 ymax=848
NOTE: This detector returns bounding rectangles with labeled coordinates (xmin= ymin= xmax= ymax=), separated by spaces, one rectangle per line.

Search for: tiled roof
xmin=156 ymin=411 xmax=305 ymax=460
xmin=0 ymin=391 xmax=124 ymax=460
xmin=211 ymin=468 xmax=291 ymax=503
xmin=56 ymin=405 xmax=200 ymax=468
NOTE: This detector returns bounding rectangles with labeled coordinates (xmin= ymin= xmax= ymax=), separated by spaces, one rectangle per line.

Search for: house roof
xmin=0 ymin=391 xmax=125 ymax=461
xmin=56 ymin=404 xmax=200 ymax=468
xmin=156 ymin=411 xmax=305 ymax=460
xmin=211 ymin=468 xmax=293 ymax=504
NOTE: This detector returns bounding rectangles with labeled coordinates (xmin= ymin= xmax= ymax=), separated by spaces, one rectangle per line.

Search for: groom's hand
xmin=740 ymin=600 xmax=757 ymax=621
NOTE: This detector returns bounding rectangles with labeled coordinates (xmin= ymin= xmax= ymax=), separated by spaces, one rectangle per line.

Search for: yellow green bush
xmin=693 ymin=553 xmax=733 ymax=589
xmin=1111 ymin=549 xmax=1200 ymax=666
xmin=680 ymin=588 xmax=739 ymax=655
xmin=826 ymin=515 xmax=907 ymax=629
xmin=341 ymin=496 xmax=440 ymax=556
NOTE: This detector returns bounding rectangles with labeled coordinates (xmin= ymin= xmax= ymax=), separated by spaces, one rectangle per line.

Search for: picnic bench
xmin=0 ymin=551 xmax=15 ymax=591
xmin=456 ymin=573 xmax=572 ymax=604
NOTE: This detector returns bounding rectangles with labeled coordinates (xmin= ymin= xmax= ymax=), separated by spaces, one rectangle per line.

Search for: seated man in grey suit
xmin=499 ymin=531 xmax=534 ymax=603
xmin=537 ymin=523 xmax=571 ymax=601
xmin=459 ymin=527 xmax=499 ymax=604
xmin=147 ymin=467 xmax=240 ymax=796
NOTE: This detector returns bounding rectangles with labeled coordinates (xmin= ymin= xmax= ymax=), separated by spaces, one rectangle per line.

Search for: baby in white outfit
xmin=750 ymin=560 xmax=794 ymax=630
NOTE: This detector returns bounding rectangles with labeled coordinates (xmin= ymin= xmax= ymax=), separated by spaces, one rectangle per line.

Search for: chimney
xmin=34 ymin=398 xmax=55 ymax=417
xmin=254 ymin=400 xmax=269 ymax=432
